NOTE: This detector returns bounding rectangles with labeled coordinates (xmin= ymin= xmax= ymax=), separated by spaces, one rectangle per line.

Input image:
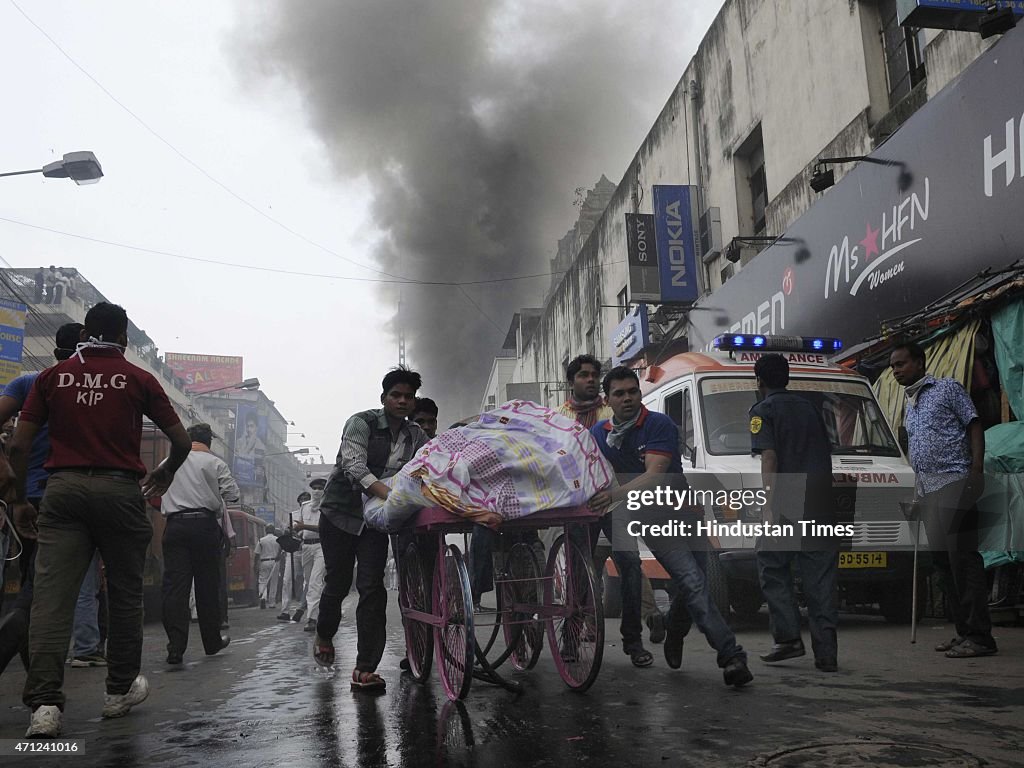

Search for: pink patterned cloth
xmin=363 ymin=401 xmax=614 ymax=531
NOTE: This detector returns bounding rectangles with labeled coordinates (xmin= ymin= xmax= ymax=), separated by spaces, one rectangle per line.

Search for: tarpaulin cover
xmin=364 ymin=401 xmax=614 ymax=532
xmin=991 ymin=298 xmax=1024 ymax=421
xmin=979 ymin=421 xmax=1024 ymax=568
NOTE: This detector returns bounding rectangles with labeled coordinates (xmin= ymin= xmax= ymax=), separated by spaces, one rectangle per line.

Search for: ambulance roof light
xmin=712 ymin=334 xmax=843 ymax=353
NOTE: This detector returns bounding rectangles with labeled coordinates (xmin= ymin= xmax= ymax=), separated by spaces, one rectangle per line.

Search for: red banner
xmin=165 ymin=353 xmax=244 ymax=394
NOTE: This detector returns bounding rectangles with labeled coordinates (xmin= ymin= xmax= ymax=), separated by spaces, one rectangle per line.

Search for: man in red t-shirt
xmin=7 ymin=302 xmax=192 ymax=739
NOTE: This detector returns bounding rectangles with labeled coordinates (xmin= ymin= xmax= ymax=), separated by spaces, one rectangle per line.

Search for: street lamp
xmin=0 ymin=151 xmax=104 ymax=185
xmin=194 ymin=378 xmax=260 ymax=396
xmin=809 ymin=155 xmax=912 ymax=193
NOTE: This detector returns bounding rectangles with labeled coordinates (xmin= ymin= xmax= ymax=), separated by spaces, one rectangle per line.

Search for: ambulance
xmin=618 ymin=334 xmax=919 ymax=623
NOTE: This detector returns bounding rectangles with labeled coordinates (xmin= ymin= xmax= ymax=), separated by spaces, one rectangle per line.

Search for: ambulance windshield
xmin=698 ymin=377 xmax=901 ymax=457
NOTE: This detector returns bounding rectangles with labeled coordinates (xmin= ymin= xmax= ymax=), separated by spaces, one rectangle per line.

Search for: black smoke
xmin=234 ymin=1 xmax=711 ymax=419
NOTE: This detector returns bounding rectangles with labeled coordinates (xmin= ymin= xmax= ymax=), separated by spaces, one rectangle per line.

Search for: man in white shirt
xmin=277 ymin=492 xmax=310 ymax=622
xmin=254 ymin=525 xmax=281 ymax=610
xmin=160 ymin=424 xmax=240 ymax=664
xmin=292 ymin=478 xmax=327 ymax=632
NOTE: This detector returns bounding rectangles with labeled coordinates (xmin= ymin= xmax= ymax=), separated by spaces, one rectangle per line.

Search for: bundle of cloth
xmin=363 ymin=400 xmax=615 ymax=532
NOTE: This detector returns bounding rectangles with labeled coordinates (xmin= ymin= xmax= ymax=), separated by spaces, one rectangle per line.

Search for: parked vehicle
xmin=604 ymin=334 xmax=921 ymax=623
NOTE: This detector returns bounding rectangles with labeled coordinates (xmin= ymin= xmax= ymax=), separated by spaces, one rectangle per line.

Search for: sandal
xmin=944 ymin=639 xmax=997 ymax=658
xmin=351 ymin=669 xmax=386 ymax=691
xmin=313 ymin=635 xmax=334 ymax=667
xmin=626 ymin=645 xmax=654 ymax=668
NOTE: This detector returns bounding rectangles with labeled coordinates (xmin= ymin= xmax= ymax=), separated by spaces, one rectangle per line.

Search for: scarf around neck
xmin=607 ymin=406 xmax=643 ymax=450
xmin=905 ymin=374 xmax=933 ymax=408
xmin=565 ymin=395 xmax=606 ymax=428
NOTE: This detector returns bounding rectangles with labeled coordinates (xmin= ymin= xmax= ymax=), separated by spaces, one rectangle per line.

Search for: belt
xmin=57 ymin=468 xmax=140 ymax=480
xmin=261 ymin=557 xmax=278 ymax=562
xmin=302 ymin=538 xmax=321 ymax=545
xmin=167 ymin=510 xmax=217 ymax=520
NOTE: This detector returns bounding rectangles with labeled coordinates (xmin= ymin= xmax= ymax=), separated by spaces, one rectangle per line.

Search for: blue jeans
xmin=72 ymin=551 xmax=101 ymax=657
xmin=651 ymin=542 xmax=745 ymax=666
xmin=757 ymin=548 xmax=838 ymax=660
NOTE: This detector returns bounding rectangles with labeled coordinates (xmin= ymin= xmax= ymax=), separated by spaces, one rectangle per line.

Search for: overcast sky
xmin=0 ymin=0 xmax=720 ymax=461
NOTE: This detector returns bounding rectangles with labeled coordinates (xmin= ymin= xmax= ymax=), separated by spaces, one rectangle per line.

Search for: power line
xmin=7 ymin=0 xmax=409 ymax=283
xmin=0 ymin=214 xmax=623 ymax=287
xmin=457 ymin=285 xmax=504 ymax=334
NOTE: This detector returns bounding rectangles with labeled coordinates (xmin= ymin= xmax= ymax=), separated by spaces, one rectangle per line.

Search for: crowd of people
xmin=0 ymin=300 xmax=998 ymax=739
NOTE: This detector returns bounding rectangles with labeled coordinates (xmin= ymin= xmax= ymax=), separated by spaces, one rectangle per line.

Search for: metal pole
xmin=911 ymin=512 xmax=921 ymax=644
xmin=0 ymin=168 xmax=42 ymax=178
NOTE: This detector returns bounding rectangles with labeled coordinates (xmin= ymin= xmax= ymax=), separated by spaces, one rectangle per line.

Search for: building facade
xmin=485 ymin=0 xmax=1003 ymax=408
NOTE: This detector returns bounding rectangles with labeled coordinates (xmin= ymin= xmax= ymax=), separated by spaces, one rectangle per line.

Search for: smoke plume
xmin=235 ymin=0 xmax=711 ymax=419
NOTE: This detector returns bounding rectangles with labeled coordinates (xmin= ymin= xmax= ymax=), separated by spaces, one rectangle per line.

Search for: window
xmin=664 ymin=389 xmax=695 ymax=460
xmin=879 ymin=0 xmax=926 ymax=107
xmin=586 ymin=324 xmax=596 ymax=357
xmin=720 ymin=263 xmax=734 ymax=285
xmin=617 ymin=286 xmax=630 ymax=321
xmin=697 ymin=376 xmax=901 ymax=456
xmin=734 ymin=124 xmax=767 ymax=238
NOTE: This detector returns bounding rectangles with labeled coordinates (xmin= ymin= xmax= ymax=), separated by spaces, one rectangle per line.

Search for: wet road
xmin=1 ymin=599 xmax=1022 ymax=767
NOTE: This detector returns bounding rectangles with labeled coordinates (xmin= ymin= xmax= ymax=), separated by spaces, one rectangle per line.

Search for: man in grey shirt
xmin=313 ymin=367 xmax=428 ymax=690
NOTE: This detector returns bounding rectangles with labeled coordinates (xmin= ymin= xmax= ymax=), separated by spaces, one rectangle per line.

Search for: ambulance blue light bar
xmin=712 ymin=334 xmax=843 ymax=353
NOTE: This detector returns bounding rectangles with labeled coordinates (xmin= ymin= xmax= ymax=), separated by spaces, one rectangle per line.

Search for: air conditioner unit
xmin=700 ymin=206 xmax=722 ymax=265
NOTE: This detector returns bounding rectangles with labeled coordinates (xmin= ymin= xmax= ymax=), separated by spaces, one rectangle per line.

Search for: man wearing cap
xmin=8 ymin=302 xmax=193 ymax=738
xmin=254 ymin=524 xmax=281 ymax=610
xmin=291 ymin=478 xmax=328 ymax=632
xmin=159 ymin=423 xmax=239 ymax=664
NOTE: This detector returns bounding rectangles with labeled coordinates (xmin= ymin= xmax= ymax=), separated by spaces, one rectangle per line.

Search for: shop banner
xmin=165 ymin=353 xmax=243 ymax=393
xmin=0 ymin=299 xmax=27 ymax=387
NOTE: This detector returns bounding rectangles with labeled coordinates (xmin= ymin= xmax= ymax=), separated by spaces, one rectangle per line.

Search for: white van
xmin=607 ymin=334 xmax=919 ymax=623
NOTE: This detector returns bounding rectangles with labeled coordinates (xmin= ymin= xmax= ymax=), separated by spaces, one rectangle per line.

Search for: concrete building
xmin=484 ymin=0 xmax=1002 ymax=408
xmin=0 ymin=267 xmax=306 ymax=521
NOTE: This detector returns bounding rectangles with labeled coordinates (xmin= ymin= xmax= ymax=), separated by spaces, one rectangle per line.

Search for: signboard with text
xmin=0 ymin=299 xmax=27 ymax=387
xmin=165 ymin=353 xmax=244 ymax=393
xmin=652 ymin=185 xmax=701 ymax=304
xmin=897 ymin=0 xmax=1024 ymax=31
xmin=625 ymin=213 xmax=661 ymax=302
xmin=611 ymin=304 xmax=650 ymax=366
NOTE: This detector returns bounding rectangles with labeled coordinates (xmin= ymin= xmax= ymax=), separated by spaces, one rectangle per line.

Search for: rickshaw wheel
xmin=544 ymin=534 xmax=604 ymax=691
xmin=500 ymin=542 xmax=544 ymax=671
xmin=433 ymin=544 xmax=475 ymax=701
xmin=399 ymin=540 xmax=433 ymax=682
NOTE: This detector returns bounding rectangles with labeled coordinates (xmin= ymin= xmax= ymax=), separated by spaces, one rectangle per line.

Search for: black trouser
xmin=161 ymin=513 xmax=224 ymax=656
xmin=0 ymin=523 xmax=37 ymax=676
xmin=317 ymin=516 xmax=389 ymax=673
xmin=25 ymin=472 xmax=152 ymax=710
xmin=923 ymin=480 xmax=994 ymax=647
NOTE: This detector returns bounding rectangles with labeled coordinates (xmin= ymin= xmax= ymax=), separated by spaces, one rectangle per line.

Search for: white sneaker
xmin=102 ymin=675 xmax=149 ymax=719
xmin=26 ymin=705 xmax=62 ymax=738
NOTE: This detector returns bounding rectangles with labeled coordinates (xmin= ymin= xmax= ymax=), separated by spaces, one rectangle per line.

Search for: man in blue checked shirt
xmin=890 ymin=341 xmax=996 ymax=659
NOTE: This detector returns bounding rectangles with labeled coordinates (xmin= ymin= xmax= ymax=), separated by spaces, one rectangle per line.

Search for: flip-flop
xmin=313 ymin=635 xmax=334 ymax=667
xmin=944 ymin=639 xmax=997 ymax=658
xmin=351 ymin=669 xmax=386 ymax=691
xmin=627 ymin=647 xmax=654 ymax=668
